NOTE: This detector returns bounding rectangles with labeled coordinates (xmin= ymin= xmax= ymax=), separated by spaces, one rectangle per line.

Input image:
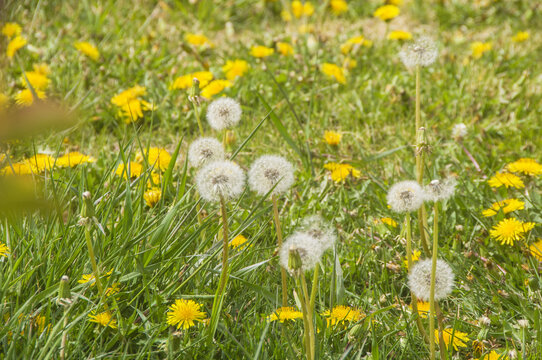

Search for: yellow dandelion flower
xmin=487 ymin=172 xmax=524 ymax=189
xmin=136 ymin=147 xmax=171 ymax=172
xmin=324 ymin=130 xmax=342 ymax=145
xmin=507 ymin=158 xmax=542 ymax=176
xmin=267 ymin=307 xmax=303 ymax=322
xmin=33 ymin=63 xmax=51 ymax=75
xmin=324 ymin=162 xmax=360 ymax=183
xmin=2 ymin=22 xmax=22 ymax=38
xmin=403 ymin=249 xmax=421 ymax=268
xmin=200 ymin=79 xmax=232 ymax=99
xmin=374 ymin=5 xmax=400 ymax=21
xmin=0 ymin=162 xmax=33 ymax=175
xmin=105 ymin=283 xmax=121 ymax=297
xmin=21 ymin=71 xmax=50 ymax=90
xmin=170 ymin=71 xmax=214 ymax=90
xmin=322 ymin=306 xmax=364 ymax=326
xmin=276 ymin=42 xmax=294 ymax=56
xmin=14 ymin=88 xmax=46 ymax=106
xmin=340 ymin=35 xmax=371 ymax=55
xmin=471 ymin=41 xmax=492 ymax=59
xmin=343 ymin=57 xmax=357 ymax=69
xmin=56 ymin=152 xmax=95 ymax=168
xmin=490 ymin=218 xmax=536 ymax=246
xmin=184 ymin=33 xmax=214 ymax=47
xmin=25 ymin=154 xmax=54 ymax=173
xmin=291 ymin=1 xmax=314 ymax=18
xmin=388 ymin=30 xmax=412 ymax=40
xmin=167 ymin=299 xmax=206 ymax=329
xmin=479 ymin=350 xmax=509 ymax=360
xmin=144 ymin=188 xmax=162 ymax=207
xmin=111 ymin=85 xmax=153 ymax=122
xmin=0 ymin=242 xmax=10 ymax=257
xmin=482 ymin=199 xmax=525 ymax=217
xmin=281 ymin=10 xmax=292 ymax=22
xmin=250 ymin=45 xmax=274 ymax=58
xmin=320 ymin=63 xmax=346 ymax=84
xmin=147 ymin=172 xmax=161 ymax=188
xmin=78 ymin=270 xmax=113 ymax=286
xmin=529 ymin=239 xmax=542 ymax=262
xmin=88 ymin=311 xmax=117 ymax=329
xmin=115 ymin=162 xmax=143 ymax=179
xmin=512 ymin=31 xmax=529 ymax=43
xmin=74 ymin=41 xmax=100 ymax=61
xmin=381 ymin=217 xmax=398 ymax=228
xmin=33 ymin=314 xmax=47 ymax=333
xmin=222 ymin=59 xmax=249 ymax=81
xmin=6 ymin=35 xmax=26 ymax=58
xmin=330 ymin=0 xmax=348 ymax=15
xmin=387 ymin=0 xmax=403 ymax=5
xmin=437 ymin=328 xmax=469 ymax=351
xmin=410 ymin=301 xmax=429 ymax=318
xmin=230 ymin=234 xmax=250 ymax=249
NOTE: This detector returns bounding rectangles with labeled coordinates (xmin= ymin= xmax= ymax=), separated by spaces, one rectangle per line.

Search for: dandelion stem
xmin=272 ymin=195 xmax=289 ymax=308
xmin=309 ymin=265 xmax=319 ymax=315
xmin=301 ymin=273 xmax=315 ymax=360
xmin=84 ymin=227 xmax=104 ymax=297
xmin=296 ymin=276 xmax=312 ymax=360
xmin=60 ymin=310 xmax=69 ymax=360
xmin=429 ymin=203 xmax=439 ymax=360
xmin=193 ymin=104 xmax=204 ymax=137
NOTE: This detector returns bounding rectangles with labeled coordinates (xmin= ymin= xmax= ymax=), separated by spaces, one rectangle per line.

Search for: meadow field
xmin=0 ymin=0 xmax=541 ymax=359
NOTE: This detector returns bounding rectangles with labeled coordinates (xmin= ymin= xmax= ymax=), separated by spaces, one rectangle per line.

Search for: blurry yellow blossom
xmin=471 ymin=41 xmax=492 ymax=59
xmin=490 ymin=218 xmax=536 ymax=246
xmin=291 ymin=1 xmax=314 ymax=18
xmin=479 ymin=351 xmax=509 ymax=360
xmin=340 ymin=35 xmax=371 ymax=54
xmin=222 ymin=59 xmax=249 ymax=80
xmin=298 ymin=24 xmax=314 ymax=34
xmin=281 ymin=10 xmax=292 ymax=22
xmin=56 ymin=152 xmax=95 ymax=168
xmin=144 ymin=188 xmax=161 ymax=207
xmin=529 ymin=240 xmax=542 ymax=262
xmin=0 ymin=162 xmax=33 ymax=175
xmin=324 ymin=130 xmax=342 ymax=145
xmin=111 ymin=85 xmax=154 ymax=122
xmin=230 ymin=234 xmax=250 ymax=249
xmin=330 ymin=0 xmax=348 ymax=15
xmin=381 ymin=217 xmax=397 ymax=228
xmin=322 ymin=306 xmax=364 ymax=326
xmin=343 ymin=57 xmax=357 ymax=69
xmin=0 ymin=242 xmax=10 ymax=258
xmin=6 ymin=36 xmax=27 ymax=58
xmin=387 ymin=0 xmax=403 ymax=4
xmin=26 ymin=154 xmax=54 ymax=173
xmin=437 ymin=328 xmax=469 ymax=350
xmin=267 ymin=307 xmax=303 ymax=322
xmin=507 ymin=158 xmax=542 ymax=176
xmin=105 ymin=283 xmax=121 ymax=297
xmin=115 ymin=162 xmax=143 ymax=179
xmin=201 ymin=79 xmax=232 ymax=98
xmin=410 ymin=301 xmax=429 ymax=318
xmin=184 ymin=33 xmax=214 ymax=47
xmin=136 ymin=147 xmax=171 ymax=172
xmin=2 ymin=22 xmax=21 ymax=38
xmin=487 ymin=172 xmax=524 ymax=189
xmin=33 ymin=63 xmax=51 ymax=75
xmin=147 ymin=172 xmax=161 ymax=188
xmin=21 ymin=71 xmax=50 ymax=90
xmin=250 ymin=45 xmax=274 ymax=58
xmin=171 ymin=71 xmax=213 ymax=90
xmin=373 ymin=5 xmax=400 ymax=21
xmin=388 ymin=30 xmax=412 ymax=40
xmin=88 ymin=311 xmax=117 ymax=329
xmin=276 ymin=42 xmax=294 ymax=56
xmin=74 ymin=41 xmax=100 ymax=61
xmin=403 ymin=249 xmax=420 ymax=268
xmin=482 ymin=199 xmax=524 ymax=217
xmin=321 ymin=63 xmax=346 ymax=84
xmin=324 ymin=162 xmax=360 ymax=183
xmin=512 ymin=31 xmax=529 ymax=43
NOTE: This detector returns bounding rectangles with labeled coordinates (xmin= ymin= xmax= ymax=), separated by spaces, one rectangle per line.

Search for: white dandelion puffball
xmin=248 ymin=155 xmax=295 ymax=196
xmin=196 ymin=160 xmax=245 ymax=202
xmin=399 ymin=36 xmax=438 ymax=69
xmin=452 ymin=123 xmax=467 ymax=140
xmin=188 ymin=137 xmax=225 ymax=168
xmin=408 ymin=259 xmax=454 ymax=301
xmin=298 ymin=215 xmax=337 ymax=251
xmin=423 ymin=178 xmax=457 ymax=202
xmin=279 ymin=232 xmax=324 ymax=275
xmin=206 ymin=97 xmax=242 ymax=131
xmin=387 ymin=181 xmax=424 ymax=213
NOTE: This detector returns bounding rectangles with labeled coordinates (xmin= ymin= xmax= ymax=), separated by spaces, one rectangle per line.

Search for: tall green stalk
xmin=272 ymin=195 xmax=288 ymax=308
xmin=429 ymin=203 xmax=439 ymax=360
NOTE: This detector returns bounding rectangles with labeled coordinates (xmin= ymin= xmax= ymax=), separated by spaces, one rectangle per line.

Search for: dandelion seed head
xmin=279 ymin=232 xmax=324 ymax=275
xmin=298 ymin=215 xmax=337 ymax=251
xmin=196 ymin=160 xmax=245 ymax=202
xmin=399 ymin=36 xmax=438 ymax=68
xmin=387 ymin=180 xmax=424 ymax=213
xmin=206 ymin=97 xmax=242 ymax=130
xmin=248 ymin=155 xmax=295 ymax=196
xmin=452 ymin=123 xmax=467 ymax=140
xmin=188 ymin=137 xmax=225 ymax=168
xmin=408 ymin=258 xmax=454 ymax=301
xmin=423 ymin=178 xmax=457 ymax=202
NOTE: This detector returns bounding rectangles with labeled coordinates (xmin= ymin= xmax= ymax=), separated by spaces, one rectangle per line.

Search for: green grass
xmin=1 ymin=0 xmax=541 ymax=358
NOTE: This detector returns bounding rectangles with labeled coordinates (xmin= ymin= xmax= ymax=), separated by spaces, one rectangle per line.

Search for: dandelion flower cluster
xmin=166 ymin=299 xmax=206 ymax=329
xmin=267 ymin=307 xmax=303 ymax=322
xmin=507 ymin=158 xmax=542 ymax=176
xmin=408 ymin=259 xmax=454 ymax=301
xmin=487 ymin=172 xmax=524 ymax=189
xmin=248 ymin=155 xmax=295 ymax=197
xmin=529 ymin=240 xmax=542 ymax=262
xmin=471 ymin=41 xmax=492 ymax=59
xmin=388 ymin=30 xmax=412 ymax=41
xmin=323 ymin=130 xmax=342 ymax=145
xmin=136 ymin=147 xmax=172 ymax=172
xmin=320 ymin=63 xmax=346 ymax=84
xmin=74 ymin=41 xmax=100 ymax=61
xmin=410 ymin=301 xmax=429 ymax=318
xmin=88 ymin=311 xmax=117 ymax=329
xmin=6 ymin=35 xmax=27 ymax=58
xmin=115 ymin=162 xmax=143 ymax=179
xmin=250 ymin=45 xmax=274 ymax=58
xmin=2 ymin=22 xmax=21 ymax=37
xmin=170 ymin=71 xmax=213 ymax=90
xmin=188 ymin=137 xmax=225 ymax=168
xmin=423 ymin=178 xmax=457 ymax=202
xmin=222 ymin=59 xmax=249 ymax=80
xmin=230 ymin=234 xmax=250 ymax=249
xmin=482 ymin=199 xmax=524 ymax=217
xmin=0 ymin=242 xmax=10 ymax=258
xmin=322 ymin=305 xmax=364 ymax=326
xmin=387 ymin=180 xmax=424 ymax=213
xmin=490 ymin=218 xmax=536 ymax=246
xmin=399 ymin=36 xmax=438 ymax=68
xmin=144 ymin=188 xmax=161 ymax=207
xmin=373 ymin=5 xmax=400 ymax=21
xmin=206 ymin=97 xmax=242 ymax=130
xmin=110 ymin=85 xmax=154 ymax=123
xmin=323 ymin=162 xmax=360 ymax=183
xmin=196 ymin=160 xmax=245 ymax=202
xmin=436 ymin=328 xmax=470 ymax=350
xmin=279 ymin=232 xmax=325 ymax=276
